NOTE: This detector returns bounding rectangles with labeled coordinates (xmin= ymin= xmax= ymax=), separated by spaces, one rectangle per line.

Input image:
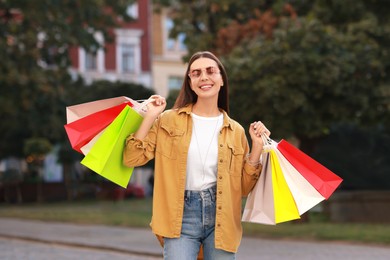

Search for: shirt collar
xmin=178 ymin=104 xmax=234 ymax=131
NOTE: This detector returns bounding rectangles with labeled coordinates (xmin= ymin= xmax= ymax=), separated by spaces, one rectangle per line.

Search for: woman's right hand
xmin=140 ymin=95 xmax=166 ymax=118
xmin=133 ymin=95 xmax=166 ymax=140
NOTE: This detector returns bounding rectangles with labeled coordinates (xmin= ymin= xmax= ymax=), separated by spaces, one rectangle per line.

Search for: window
xmin=177 ymin=33 xmax=187 ymax=51
xmin=165 ymin=18 xmax=176 ymax=51
xmin=126 ymin=3 xmax=139 ymax=19
xmin=85 ymin=52 xmax=97 ymax=71
xmin=115 ymin=28 xmax=142 ymax=76
xmin=165 ymin=18 xmax=187 ymax=52
xmin=121 ymin=44 xmax=135 ymax=73
xmin=168 ymin=76 xmax=183 ymax=90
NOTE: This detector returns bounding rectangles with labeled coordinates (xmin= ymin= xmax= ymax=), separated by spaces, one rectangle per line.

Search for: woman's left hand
xmin=249 ymin=121 xmax=271 ymax=147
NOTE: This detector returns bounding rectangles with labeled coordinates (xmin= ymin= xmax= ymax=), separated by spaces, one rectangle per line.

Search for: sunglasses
xmin=188 ymin=66 xmax=221 ymax=79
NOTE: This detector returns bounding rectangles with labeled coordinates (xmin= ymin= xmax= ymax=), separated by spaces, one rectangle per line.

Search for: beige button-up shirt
xmin=123 ymin=104 xmax=261 ymax=253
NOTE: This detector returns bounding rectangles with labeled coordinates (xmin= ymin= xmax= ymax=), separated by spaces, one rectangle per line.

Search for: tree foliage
xmin=155 ymin=0 xmax=390 ymax=142
xmin=313 ymin=123 xmax=390 ymax=190
xmin=154 ymin=0 xmax=390 ymax=189
xmin=225 ymin=16 xmax=388 ymax=141
xmin=66 ymin=80 xmax=155 ymax=105
xmin=0 ymin=0 xmax=136 ymax=159
xmin=154 ymin=0 xmax=285 ymax=58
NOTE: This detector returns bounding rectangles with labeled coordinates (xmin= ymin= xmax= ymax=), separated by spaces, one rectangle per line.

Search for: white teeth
xmin=200 ymin=85 xmax=212 ymax=89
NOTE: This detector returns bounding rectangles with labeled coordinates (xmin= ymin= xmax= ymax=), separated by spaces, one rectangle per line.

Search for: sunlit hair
xmin=173 ymin=51 xmax=229 ymax=114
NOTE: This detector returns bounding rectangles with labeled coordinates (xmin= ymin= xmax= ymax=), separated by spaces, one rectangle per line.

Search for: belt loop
xmin=185 ymin=190 xmax=191 ymax=203
xmin=209 ymin=186 xmax=215 ymax=201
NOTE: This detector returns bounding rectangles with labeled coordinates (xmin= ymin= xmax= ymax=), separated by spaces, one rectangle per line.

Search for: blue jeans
xmin=163 ymin=186 xmax=236 ymax=260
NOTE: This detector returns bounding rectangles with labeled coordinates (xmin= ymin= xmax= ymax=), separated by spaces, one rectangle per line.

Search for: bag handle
xmin=130 ymin=99 xmax=155 ymax=115
xmin=261 ymin=133 xmax=275 ymax=152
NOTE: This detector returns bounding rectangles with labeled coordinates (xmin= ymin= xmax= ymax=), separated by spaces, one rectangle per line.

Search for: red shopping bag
xmin=64 ymin=102 xmax=131 ymax=153
xmin=277 ymin=140 xmax=343 ymax=199
xmin=80 ymin=105 xmax=143 ymax=188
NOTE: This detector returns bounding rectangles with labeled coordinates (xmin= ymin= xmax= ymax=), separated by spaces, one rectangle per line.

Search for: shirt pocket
xmin=227 ymin=143 xmax=244 ymax=177
xmin=156 ymin=123 xmax=184 ymax=159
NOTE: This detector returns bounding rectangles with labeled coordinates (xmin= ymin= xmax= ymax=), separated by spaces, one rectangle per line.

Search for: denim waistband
xmin=185 ymin=185 xmax=216 ymax=201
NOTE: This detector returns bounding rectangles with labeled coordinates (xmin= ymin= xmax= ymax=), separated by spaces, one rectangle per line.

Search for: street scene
xmin=1 ymin=218 xmax=390 ymax=260
xmin=1 ymin=1 xmax=390 ymax=260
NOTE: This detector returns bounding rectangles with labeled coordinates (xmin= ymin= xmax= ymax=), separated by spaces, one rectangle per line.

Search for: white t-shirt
xmin=186 ymin=113 xmax=223 ymax=191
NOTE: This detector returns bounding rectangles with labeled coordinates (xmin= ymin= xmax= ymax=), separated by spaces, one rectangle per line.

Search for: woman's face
xmin=188 ymin=57 xmax=223 ymax=100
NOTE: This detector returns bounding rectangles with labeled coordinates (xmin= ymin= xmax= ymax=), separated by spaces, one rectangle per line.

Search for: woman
xmin=123 ymin=51 xmax=270 ymax=259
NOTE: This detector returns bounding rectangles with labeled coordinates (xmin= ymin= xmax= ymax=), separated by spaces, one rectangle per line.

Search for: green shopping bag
xmin=81 ymin=105 xmax=143 ymax=188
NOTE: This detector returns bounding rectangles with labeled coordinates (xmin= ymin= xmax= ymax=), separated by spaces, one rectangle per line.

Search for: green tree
xmin=156 ymin=0 xmax=389 ymax=148
xmin=0 ymin=0 xmax=136 ymax=158
xmin=23 ymin=137 xmax=53 ymax=201
xmin=306 ymin=0 xmax=390 ymax=131
xmin=225 ymin=16 xmax=388 ymax=147
xmin=154 ymin=0 xmax=286 ymax=58
xmin=153 ymin=0 xmax=390 ymax=191
xmin=313 ymin=123 xmax=390 ymax=190
xmin=67 ymin=80 xmax=155 ymax=105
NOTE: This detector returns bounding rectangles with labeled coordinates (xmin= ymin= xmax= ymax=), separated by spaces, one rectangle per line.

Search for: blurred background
xmin=0 ymin=0 xmax=389 ymax=228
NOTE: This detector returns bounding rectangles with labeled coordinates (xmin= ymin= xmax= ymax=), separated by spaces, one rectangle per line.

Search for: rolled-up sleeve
xmin=240 ymin=133 xmax=262 ymax=196
xmin=123 ymin=117 xmax=159 ymax=168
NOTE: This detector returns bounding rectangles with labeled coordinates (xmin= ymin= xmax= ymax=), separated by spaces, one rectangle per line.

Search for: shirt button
xmin=219 ymin=159 xmax=223 ymax=163
xmin=219 ymin=191 xmax=222 ymax=194
xmin=219 ymin=176 xmax=222 ymax=179
xmin=218 ymin=206 xmax=222 ymax=210
xmin=217 ymin=223 xmax=221 ymax=227
xmin=220 ymin=144 xmax=223 ymax=147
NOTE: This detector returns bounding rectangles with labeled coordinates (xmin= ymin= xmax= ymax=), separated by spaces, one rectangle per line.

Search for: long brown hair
xmin=173 ymin=51 xmax=229 ymax=114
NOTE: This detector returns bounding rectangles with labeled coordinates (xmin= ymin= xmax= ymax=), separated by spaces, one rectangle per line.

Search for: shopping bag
xmin=64 ymin=102 xmax=130 ymax=153
xmin=269 ymin=149 xmax=301 ymax=223
xmin=80 ymin=105 xmax=143 ymax=188
xmin=277 ymin=140 xmax=343 ymax=199
xmin=79 ymin=131 xmax=104 ymax=155
xmin=242 ymin=149 xmax=301 ymax=225
xmin=77 ymin=99 xmax=151 ymax=155
xmin=274 ymin=149 xmax=325 ymax=215
xmin=66 ymin=96 xmax=137 ymax=123
xmin=242 ymin=138 xmax=323 ymax=224
xmin=242 ymin=153 xmax=276 ymax=224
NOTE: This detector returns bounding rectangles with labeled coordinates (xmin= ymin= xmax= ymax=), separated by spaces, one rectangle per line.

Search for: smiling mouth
xmin=200 ymin=84 xmax=212 ymax=89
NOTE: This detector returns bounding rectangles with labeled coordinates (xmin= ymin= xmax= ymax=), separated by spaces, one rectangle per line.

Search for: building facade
xmin=69 ymin=1 xmax=152 ymax=88
xmin=68 ymin=1 xmax=187 ymax=98
xmin=151 ymin=7 xmax=187 ymax=97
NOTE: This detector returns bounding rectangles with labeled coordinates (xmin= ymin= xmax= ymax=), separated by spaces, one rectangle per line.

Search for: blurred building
xmin=66 ymin=2 xmax=188 ymax=196
xmin=0 ymin=1 xmax=189 ymax=202
xmin=68 ymin=1 xmax=187 ymax=98
xmin=151 ymin=7 xmax=187 ymax=97
xmin=68 ymin=1 xmax=152 ymax=88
